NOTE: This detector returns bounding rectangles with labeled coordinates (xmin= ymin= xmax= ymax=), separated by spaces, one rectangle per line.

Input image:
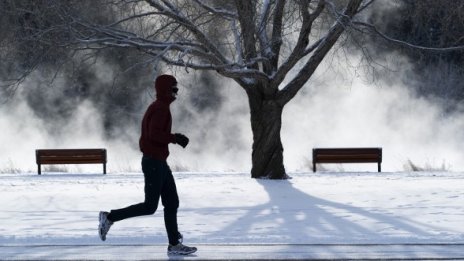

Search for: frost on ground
xmin=0 ymin=172 xmax=463 ymax=246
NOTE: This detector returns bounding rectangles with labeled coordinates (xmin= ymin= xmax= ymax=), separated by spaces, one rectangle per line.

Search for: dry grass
xmin=403 ymin=159 xmax=451 ymax=172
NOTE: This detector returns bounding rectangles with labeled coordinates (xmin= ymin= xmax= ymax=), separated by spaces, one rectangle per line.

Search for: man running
xmin=98 ymin=74 xmax=197 ymax=255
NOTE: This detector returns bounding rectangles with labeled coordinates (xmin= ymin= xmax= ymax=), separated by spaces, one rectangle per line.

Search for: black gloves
xmin=174 ymin=133 xmax=189 ymax=148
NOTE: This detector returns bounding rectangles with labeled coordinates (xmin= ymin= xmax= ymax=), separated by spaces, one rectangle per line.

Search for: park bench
xmin=36 ymin=149 xmax=107 ymax=175
xmin=312 ymin=147 xmax=382 ymax=172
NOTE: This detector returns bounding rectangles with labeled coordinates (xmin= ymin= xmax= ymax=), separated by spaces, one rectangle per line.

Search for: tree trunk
xmin=248 ymin=94 xmax=287 ymax=179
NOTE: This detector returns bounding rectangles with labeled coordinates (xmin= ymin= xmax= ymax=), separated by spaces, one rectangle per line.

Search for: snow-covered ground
xmin=1 ymin=171 xmax=463 ymax=260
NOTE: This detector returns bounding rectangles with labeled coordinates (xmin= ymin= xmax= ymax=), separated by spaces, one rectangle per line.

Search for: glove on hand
xmin=174 ymin=133 xmax=189 ymax=148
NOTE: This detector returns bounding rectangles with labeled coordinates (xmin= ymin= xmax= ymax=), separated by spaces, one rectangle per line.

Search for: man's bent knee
xmin=143 ymin=201 xmax=158 ymax=215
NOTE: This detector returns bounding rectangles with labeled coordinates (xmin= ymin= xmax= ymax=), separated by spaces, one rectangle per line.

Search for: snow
xmin=1 ymin=171 xmax=463 ymax=259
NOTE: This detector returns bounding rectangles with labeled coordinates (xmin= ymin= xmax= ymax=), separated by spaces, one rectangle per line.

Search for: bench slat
xmin=315 ymin=149 xmax=381 ymax=154
xmin=38 ymin=155 xmax=106 ymax=160
xmin=37 ymin=149 xmax=106 ymax=156
xmin=313 ymin=147 xmax=382 ymax=172
xmin=317 ymin=158 xmax=379 ymax=163
xmin=316 ymin=155 xmax=380 ymax=160
xmin=316 ymin=153 xmax=381 ymax=157
xmin=40 ymin=159 xmax=106 ymax=164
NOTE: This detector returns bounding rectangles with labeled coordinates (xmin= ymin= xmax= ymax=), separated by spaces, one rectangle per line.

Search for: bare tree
xmin=4 ymin=0 xmax=464 ymax=179
xmin=64 ymin=0 xmax=365 ymax=179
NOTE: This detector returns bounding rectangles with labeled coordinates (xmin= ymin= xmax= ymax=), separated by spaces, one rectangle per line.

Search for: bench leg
xmin=313 ymin=163 xmax=316 ymax=172
xmin=378 ymin=163 xmax=381 ymax=172
xmin=103 ymin=163 xmax=106 ymax=175
xmin=38 ymin=164 xmax=41 ymax=175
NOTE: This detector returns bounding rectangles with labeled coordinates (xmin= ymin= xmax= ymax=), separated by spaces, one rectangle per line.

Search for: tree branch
xmin=257 ymin=0 xmax=272 ymax=55
xmin=234 ymin=0 xmax=258 ymax=69
xmin=272 ymin=0 xmax=325 ymax=88
xmin=104 ymin=11 xmax=160 ymax=28
xmin=145 ymin=0 xmax=231 ymax=65
xmin=269 ymin=0 xmax=286 ymax=69
xmin=353 ymin=21 xmax=464 ymax=52
xmin=151 ymin=50 xmax=268 ymax=82
xmin=357 ymin=0 xmax=376 ymax=14
xmin=192 ymin=0 xmax=238 ymax=19
xmin=277 ymin=0 xmax=363 ymax=106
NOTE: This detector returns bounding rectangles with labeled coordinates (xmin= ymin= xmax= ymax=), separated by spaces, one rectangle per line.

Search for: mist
xmin=283 ymin=72 xmax=464 ymax=172
xmin=2 ymin=1 xmax=464 ymax=174
xmin=2 ymin=49 xmax=464 ymax=174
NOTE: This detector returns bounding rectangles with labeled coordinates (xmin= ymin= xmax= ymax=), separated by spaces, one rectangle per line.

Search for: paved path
xmin=1 ymin=244 xmax=464 ymax=260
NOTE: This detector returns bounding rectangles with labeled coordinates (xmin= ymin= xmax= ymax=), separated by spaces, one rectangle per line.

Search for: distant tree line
xmin=365 ymin=0 xmax=464 ymax=109
xmin=0 ymin=1 xmax=153 ymax=140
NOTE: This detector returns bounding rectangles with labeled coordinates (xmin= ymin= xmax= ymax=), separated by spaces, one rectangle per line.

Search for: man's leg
xmin=163 ymin=172 xmax=197 ymax=256
xmin=108 ymin=156 xmax=164 ymax=222
xmin=161 ymin=165 xmax=180 ymax=246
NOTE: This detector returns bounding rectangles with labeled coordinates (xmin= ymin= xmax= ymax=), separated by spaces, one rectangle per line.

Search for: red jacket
xmin=139 ymin=75 xmax=177 ymax=161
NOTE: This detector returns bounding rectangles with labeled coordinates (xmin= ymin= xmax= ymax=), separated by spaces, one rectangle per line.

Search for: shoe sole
xmin=98 ymin=212 xmax=106 ymax=241
xmin=168 ymin=248 xmax=197 ymax=255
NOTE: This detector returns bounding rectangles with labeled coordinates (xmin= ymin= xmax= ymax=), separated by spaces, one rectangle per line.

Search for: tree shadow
xmin=207 ymin=178 xmax=438 ymax=244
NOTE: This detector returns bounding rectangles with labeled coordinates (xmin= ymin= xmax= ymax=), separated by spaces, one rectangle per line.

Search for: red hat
xmin=155 ymin=74 xmax=177 ymax=102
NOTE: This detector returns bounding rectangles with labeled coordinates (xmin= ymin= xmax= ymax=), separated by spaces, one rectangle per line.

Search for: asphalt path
xmin=1 ymin=243 xmax=464 ymax=260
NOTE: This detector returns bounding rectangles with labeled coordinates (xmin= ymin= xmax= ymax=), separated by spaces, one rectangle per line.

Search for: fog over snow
xmin=1 ymin=52 xmax=464 ymax=174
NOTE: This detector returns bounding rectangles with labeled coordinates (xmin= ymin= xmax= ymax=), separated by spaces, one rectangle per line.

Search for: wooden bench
xmin=312 ymin=147 xmax=382 ymax=172
xmin=36 ymin=149 xmax=107 ymax=175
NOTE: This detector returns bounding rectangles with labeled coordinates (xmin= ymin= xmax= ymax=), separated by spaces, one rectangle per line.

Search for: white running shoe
xmin=98 ymin=211 xmax=113 ymax=241
xmin=167 ymin=243 xmax=197 ymax=255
